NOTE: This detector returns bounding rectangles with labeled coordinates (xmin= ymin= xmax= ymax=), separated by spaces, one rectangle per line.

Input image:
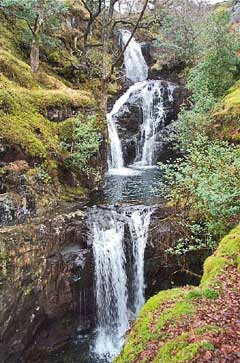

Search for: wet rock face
xmin=0 ymin=202 xmax=207 ymax=362
xmin=0 ymin=143 xmax=27 ymax=164
xmin=116 ymin=82 xmax=188 ymax=166
xmin=231 ymin=0 xmax=240 ymax=23
xmin=44 ymin=105 xmax=81 ymax=122
xmin=0 ymin=161 xmax=37 ymax=227
xmin=141 ymin=42 xmax=187 ymax=83
xmin=0 ymin=208 xmax=95 ymax=363
xmin=144 ymin=206 xmax=208 ymax=297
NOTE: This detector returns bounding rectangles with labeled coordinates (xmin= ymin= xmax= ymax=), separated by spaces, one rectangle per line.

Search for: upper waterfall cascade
xmin=107 ymin=30 xmax=175 ymax=172
xmin=120 ymin=30 xmax=148 ymax=82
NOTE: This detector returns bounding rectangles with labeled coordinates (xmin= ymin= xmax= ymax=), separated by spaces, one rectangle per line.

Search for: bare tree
xmin=155 ymin=0 xmax=210 ymax=66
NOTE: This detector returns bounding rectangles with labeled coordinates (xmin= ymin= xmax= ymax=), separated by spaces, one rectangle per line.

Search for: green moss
xmin=201 ymin=225 xmax=240 ymax=288
xmin=0 ymin=49 xmax=37 ymax=88
xmin=218 ymin=80 xmax=240 ymax=117
xmin=31 ymin=88 xmax=96 ymax=111
xmin=61 ymin=186 xmax=88 ymax=202
xmin=115 ymin=289 xmax=197 ymax=363
xmin=155 ymin=300 xmax=195 ymax=332
xmin=237 ymin=254 xmax=240 ymax=271
xmin=202 ymin=288 xmax=219 ymax=300
xmin=0 ymin=87 xmax=59 ymax=158
xmin=115 ymin=289 xmax=182 ymax=363
xmin=214 ymin=80 xmax=240 ymax=141
xmin=0 ymin=54 xmax=95 ymax=160
xmin=200 ymin=256 xmax=227 ymax=288
xmin=153 ymin=332 xmax=209 ymax=363
xmin=185 ymin=289 xmax=202 ymax=301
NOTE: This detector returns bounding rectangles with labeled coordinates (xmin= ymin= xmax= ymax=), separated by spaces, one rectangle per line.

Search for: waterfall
xmin=86 ymin=27 xmax=175 ymax=362
xmin=120 ymin=30 xmax=148 ymax=82
xmin=88 ymin=206 xmax=153 ymax=359
xmin=134 ymin=81 xmax=175 ymax=167
xmin=106 ymin=29 xmax=176 ymax=171
xmin=107 ymin=113 xmax=124 ymax=170
xmin=107 ymin=81 xmax=148 ymax=171
xmin=107 ymin=80 xmax=175 ymax=170
xmin=127 ymin=208 xmax=152 ymax=314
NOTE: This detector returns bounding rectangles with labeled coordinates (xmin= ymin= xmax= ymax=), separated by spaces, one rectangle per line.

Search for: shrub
xmin=61 ymin=114 xmax=101 ymax=178
xmin=161 ymin=136 xmax=240 ymax=253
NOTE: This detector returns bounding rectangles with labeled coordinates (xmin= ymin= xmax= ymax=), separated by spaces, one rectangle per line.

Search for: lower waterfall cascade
xmin=88 ymin=206 xmax=153 ymax=358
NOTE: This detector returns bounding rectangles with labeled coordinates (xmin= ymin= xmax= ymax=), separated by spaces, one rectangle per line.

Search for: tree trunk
xmin=30 ymin=35 xmax=40 ymax=74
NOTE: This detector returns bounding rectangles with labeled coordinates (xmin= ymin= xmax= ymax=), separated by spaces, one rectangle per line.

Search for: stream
xmin=78 ymin=30 xmax=178 ymax=362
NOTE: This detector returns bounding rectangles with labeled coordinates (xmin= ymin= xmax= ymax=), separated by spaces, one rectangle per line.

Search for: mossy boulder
xmin=214 ymin=80 xmax=240 ymax=142
xmin=201 ymin=225 xmax=240 ymax=287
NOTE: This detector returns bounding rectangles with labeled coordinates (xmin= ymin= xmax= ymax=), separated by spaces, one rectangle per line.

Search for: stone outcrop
xmin=230 ymin=0 xmax=240 ymax=23
xmin=0 ymin=208 xmax=94 ymax=363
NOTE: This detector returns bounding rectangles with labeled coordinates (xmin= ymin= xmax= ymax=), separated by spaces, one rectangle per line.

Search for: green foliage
xmin=162 ymin=9 xmax=240 ymax=257
xmin=34 ymin=165 xmax=52 ymax=184
xmin=161 ymin=137 xmax=240 ymax=252
xmin=173 ymin=9 xmax=239 ymax=152
xmin=203 ymin=288 xmax=219 ymax=300
xmin=189 ymin=10 xmax=238 ymax=101
xmin=61 ymin=114 xmax=101 ymax=177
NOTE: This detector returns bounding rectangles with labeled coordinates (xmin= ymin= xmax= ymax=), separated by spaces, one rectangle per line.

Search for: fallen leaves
xmin=134 ymin=265 xmax=240 ymax=363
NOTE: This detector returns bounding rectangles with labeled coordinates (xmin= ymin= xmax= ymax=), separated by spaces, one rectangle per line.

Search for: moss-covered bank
xmin=0 ymin=17 xmax=106 ymax=221
xmin=214 ymin=80 xmax=240 ymax=142
xmin=115 ymin=226 xmax=240 ymax=363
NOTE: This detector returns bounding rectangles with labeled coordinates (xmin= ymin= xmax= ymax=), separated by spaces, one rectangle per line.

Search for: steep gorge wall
xmin=0 ymin=208 xmax=94 ymax=362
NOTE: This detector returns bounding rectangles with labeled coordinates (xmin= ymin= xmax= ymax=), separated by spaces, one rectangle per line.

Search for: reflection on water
xmin=104 ymin=167 xmax=165 ymax=204
xmin=49 ymin=331 xmax=113 ymax=363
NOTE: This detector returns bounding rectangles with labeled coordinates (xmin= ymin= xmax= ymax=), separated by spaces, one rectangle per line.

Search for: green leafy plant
xmin=34 ymin=165 xmax=52 ymax=184
xmin=161 ymin=137 xmax=240 ymax=254
xmin=203 ymin=288 xmax=219 ymax=300
xmin=189 ymin=10 xmax=239 ymax=101
xmin=62 ymin=114 xmax=101 ymax=179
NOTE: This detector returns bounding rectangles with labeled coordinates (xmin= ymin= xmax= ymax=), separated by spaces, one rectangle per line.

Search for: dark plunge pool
xmin=103 ymin=167 xmax=165 ymax=205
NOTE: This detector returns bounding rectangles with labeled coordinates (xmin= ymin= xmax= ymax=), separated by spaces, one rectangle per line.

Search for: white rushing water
xmin=107 ymin=81 xmax=147 ymax=171
xmin=107 ymin=30 xmax=175 ymax=172
xmin=128 ymin=208 xmax=153 ymax=314
xmin=120 ymin=30 xmax=148 ymax=82
xmin=88 ymin=206 xmax=153 ymax=359
xmin=107 ymin=80 xmax=175 ymax=170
